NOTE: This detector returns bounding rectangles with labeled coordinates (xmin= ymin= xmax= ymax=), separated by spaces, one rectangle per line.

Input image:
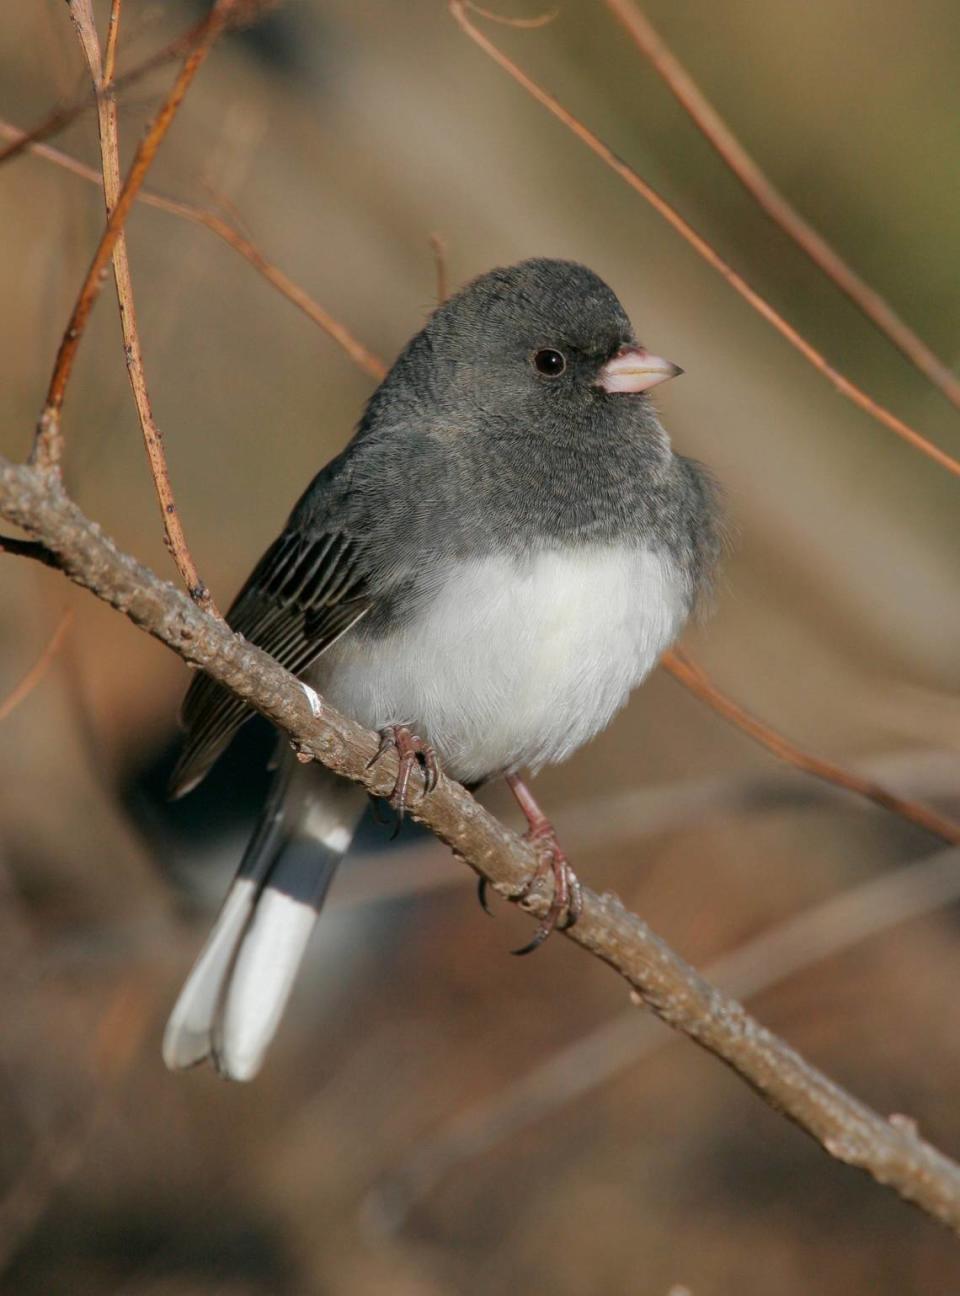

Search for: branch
xmin=4 ymin=455 xmax=960 ymax=1235
xmin=449 ymin=2 xmax=960 ymax=479
xmin=32 ymin=0 xmax=237 ymax=475
xmin=604 ymin=0 xmax=960 ymax=411
xmin=9 ymin=119 xmax=954 ymax=852
xmin=0 ymin=121 xmax=386 ymax=384
xmin=0 ymin=611 xmax=73 ymax=724
xmin=66 ymin=0 xmax=219 ymax=614
xmin=102 ymin=0 xmax=121 ymax=86
xmin=0 ymin=16 xmax=213 ymax=168
xmin=364 ymin=844 xmax=960 ymax=1232
xmin=662 ymin=651 xmax=960 ymax=848
xmin=429 ymin=232 xmax=450 ymax=305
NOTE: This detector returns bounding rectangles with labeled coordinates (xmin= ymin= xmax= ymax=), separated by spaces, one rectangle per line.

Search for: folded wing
xmin=169 ymin=527 xmax=371 ymax=797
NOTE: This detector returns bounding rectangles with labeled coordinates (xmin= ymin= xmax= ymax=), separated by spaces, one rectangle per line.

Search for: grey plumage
xmin=164 ymin=258 xmax=722 ymax=1080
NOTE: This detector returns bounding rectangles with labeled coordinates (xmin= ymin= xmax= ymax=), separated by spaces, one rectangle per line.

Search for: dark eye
xmin=532 ymin=348 xmax=566 ymax=377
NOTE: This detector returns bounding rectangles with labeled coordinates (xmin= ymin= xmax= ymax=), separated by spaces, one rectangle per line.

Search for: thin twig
xmin=363 ymin=845 xmax=960 ymax=1233
xmin=7 ymin=124 xmax=957 ymax=847
xmin=449 ymin=1 xmax=960 ymax=479
xmin=67 ymin=0 xmax=219 ymax=614
xmin=662 ymin=650 xmax=960 ymax=847
xmin=31 ymin=1 xmax=237 ymax=475
xmin=605 ymin=0 xmax=960 ymax=411
xmin=5 ymin=456 xmax=960 ymax=1236
xmin=0 ymin=611 xmax=73 ymax=724
xmin=103 ymin=0 xmax=122 ymax=86
xmin=0 ymin=119 xmax=387 ymax=383
xmin=429 ymin=232 xmax=449 ymax=305
xmin=0 ymin=14 xmax=213 ymax=167
xmin=182 ymin=208 xmax=388 ymax=381
xmin=464 ymin=2 xmax=557 ymax=29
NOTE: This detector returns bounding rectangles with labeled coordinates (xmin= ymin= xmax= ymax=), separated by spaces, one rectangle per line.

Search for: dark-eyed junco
xmin=163 ymin=258 xmax=721 ymax=1081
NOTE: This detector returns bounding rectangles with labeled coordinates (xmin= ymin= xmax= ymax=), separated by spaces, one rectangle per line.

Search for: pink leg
xmin=503 ymin=773 xmax=583 ymax=955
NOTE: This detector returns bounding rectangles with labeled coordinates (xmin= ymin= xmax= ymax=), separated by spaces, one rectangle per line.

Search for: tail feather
xmin=162 ymin=875 xmax=259 ymax=1071
xmin=213 ymin=847 xmax=330 ymax=1082
xmin=163 ymin=754 xmax=365 ymax=1081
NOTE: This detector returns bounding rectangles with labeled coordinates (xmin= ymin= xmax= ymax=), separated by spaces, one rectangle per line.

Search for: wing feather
xmin=169 ymin=529 xmax=371 ymax=797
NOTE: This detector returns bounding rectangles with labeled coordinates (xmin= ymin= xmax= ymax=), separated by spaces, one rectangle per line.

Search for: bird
xmin=162 ymin=258 xmax=721 ymax=1082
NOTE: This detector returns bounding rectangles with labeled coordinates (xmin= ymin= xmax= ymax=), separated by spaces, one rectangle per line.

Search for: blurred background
xmin=2 ymin=0 xmax=960 ymax=1291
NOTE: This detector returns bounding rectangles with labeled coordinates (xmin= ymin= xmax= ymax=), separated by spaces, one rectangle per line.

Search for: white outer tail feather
xmin=163 ymin=761 xmax=365 ymax=1081
xmin=213 ymin=887 xmax=319 ymax=1081
xmin=162 ymin=877 xmax=260 ymax=1074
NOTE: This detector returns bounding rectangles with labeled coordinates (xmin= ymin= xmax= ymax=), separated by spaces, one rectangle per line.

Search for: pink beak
xmin=597 ymin=345 xmax=683 ymax=394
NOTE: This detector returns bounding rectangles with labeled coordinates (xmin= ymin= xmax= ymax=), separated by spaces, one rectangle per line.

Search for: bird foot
xmin=510 ymin=822 xmax=583 ymax=955
xmin=487 ymin=773 xmax=584 ymax=954
xmin=367 ymin=725 xmax=439 ymax=822
xmin=476 ymin=823 xmax=582 ymax=936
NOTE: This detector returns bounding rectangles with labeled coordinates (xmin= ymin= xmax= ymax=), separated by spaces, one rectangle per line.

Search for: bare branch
xmin=662 ymin=650 xmax=960 ymax=848
xmin=31 ymin=1 xmax=237 ymax=475
xmin=429 ymin=232 xmax=449 ymax=305
xmin=0 ymin=13 xmax=213 ymax=168
xmin=463 ymin=3 xmax=558 ymax=29
xmin=449 ymin=1 xmax=960 ymax=479
xmin=9 ymin=101 xmax=958 ymax=850
xmin=0 ymin=121 xmax=387 ymax=384
xmin=8 ymin=102 xmax=957 ymax=847
xmin=102 ymin=0 xmax=122 ymax=87
xmin=0 ymin=611 xmax=73 ymax=724
xmin=4 ymin=454 xmax=960 ymax=1235
xmin=363 ymin=846 xmax=960 ymax=1232
xmin=66 ymin=0 xmax=219 ymax=614
xmin=605 ymin=0 xmax=960 ymax=411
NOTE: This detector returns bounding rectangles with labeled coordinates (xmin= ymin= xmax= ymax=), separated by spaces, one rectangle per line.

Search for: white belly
xmin=316 ymin=545 xmax=687 ymax=784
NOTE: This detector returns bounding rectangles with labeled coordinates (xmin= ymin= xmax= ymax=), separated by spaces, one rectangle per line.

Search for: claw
xmin=477 ymin=876 xmax=493 ymax=916
xmin=510 ymin=836 xmax=578 ymax=955
xmin=423 ymin=750 xmax=440 ymax=794
xmin=366 ymin=729 xmax=397 ymax=769
xmin=511 ymin=922 xmax=552 ymax=957
xmin=503 ymin=774 xmax=581 ymax=954
xmin=367 ymin=725 xmax=439 ymax=821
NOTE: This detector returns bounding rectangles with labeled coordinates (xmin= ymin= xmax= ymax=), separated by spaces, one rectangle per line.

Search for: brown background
xmin=1 ymin=1 xmax=959 ymax=1292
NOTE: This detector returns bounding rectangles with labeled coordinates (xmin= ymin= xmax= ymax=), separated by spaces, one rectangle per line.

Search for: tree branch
xmin=429 ymin=231 xmax=450 ymax=305
xmin=364 ymin=844 xmax=960 ymax=1232
xmin=32 ymin=0 xmax=236 ymax=475
xmin=663 ymin=650 xmax=960 ymax=848
xmin=66 ymin=0 xmax=219 ymax=614
xmin=0 ymin=16 xmax=212 ymax=168
xmin=9 ymin=116 xmax=954 ymax=852
xmin=0 ymin=120 xmax=387 ymax=384
xmin=449 ymin=1 xmax=960 ymax=479
xmin=4 ymin=453 xmax=960 ymax=1234
xmin=604 ymin=0 xmax=960 ymax=411
xmin=0 ymin=611 xmax=73 ymax=724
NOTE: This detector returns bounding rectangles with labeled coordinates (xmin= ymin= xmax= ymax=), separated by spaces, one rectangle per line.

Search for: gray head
xmin=366 ymin=259 xmax=681 ymax=452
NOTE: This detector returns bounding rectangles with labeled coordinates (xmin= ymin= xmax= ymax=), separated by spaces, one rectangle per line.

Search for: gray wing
xmin=169 ymin=526 xmax=371 ymax=798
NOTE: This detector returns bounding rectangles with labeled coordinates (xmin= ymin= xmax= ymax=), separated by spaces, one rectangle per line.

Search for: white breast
xmin=316 ymin=546 xmax=687 ymax=785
